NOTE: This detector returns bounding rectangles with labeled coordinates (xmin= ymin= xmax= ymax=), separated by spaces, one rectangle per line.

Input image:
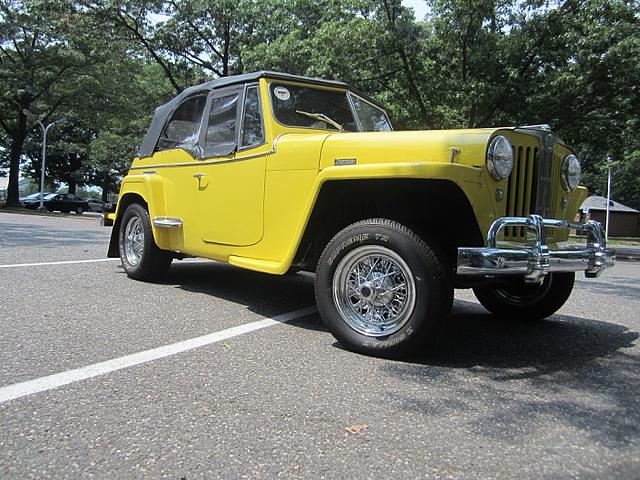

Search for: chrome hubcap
xmin=124 ymin=216 xmax=144 ymax=266
xmin=332 ymin=246 xmax=416 ymax=337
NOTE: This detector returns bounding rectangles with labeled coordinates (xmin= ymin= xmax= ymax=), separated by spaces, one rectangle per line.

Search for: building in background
xmin=0 ymin=176 xmax=30 ymax=203
xmin=579 ymin=196 xmax=640 ymax=238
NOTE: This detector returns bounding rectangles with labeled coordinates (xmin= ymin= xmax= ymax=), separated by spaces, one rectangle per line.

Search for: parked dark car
xmin=19 ymin=192 xmax=53 ymax=205
xmin=86 ymin=198 xmax=106 ymax=212
xmin=23 ymin=193 xmax=90 ymax=214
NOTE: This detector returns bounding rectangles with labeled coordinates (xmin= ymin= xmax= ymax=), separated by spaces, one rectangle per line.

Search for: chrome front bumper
xmin=457 ymin=215 xmax=615 ymax=283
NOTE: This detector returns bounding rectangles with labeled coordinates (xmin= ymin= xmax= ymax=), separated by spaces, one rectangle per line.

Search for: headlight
xmin=561 ymin=154 xmax=581 ymax=191
xmin=487 ymin=135 xmax=514 ymax=180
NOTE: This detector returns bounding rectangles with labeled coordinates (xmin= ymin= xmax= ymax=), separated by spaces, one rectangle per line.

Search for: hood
xmin=319 ymin=128 xmax=506 ymax=170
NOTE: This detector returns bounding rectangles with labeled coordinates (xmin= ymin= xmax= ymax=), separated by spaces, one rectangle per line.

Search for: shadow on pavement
xmin=162 ymin=261 xmax=318 ymax=320
xmin=163 ymin=261 xmax=639 ymax=447
xmin=384 ymin=299 xmax=640 ymax=447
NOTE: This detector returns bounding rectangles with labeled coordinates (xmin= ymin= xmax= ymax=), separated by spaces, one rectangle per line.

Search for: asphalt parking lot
xmin=1 ymin=211 xmax=639 ymax=479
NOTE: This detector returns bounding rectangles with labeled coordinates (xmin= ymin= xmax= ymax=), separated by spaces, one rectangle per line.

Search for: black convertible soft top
xmin=137 ymin=71 xmax=381 ymax=158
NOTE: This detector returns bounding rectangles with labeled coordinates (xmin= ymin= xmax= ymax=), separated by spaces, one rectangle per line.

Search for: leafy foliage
xmin=0 ymin=0 xmax=638 ymax=209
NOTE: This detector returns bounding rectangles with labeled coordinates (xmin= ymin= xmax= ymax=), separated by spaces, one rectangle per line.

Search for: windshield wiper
xmin=295 ymin=110 xmax=344 ymax=132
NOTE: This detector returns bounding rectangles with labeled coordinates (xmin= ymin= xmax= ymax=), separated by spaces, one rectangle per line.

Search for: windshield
xmin=269 ymin=83 xmax=392 ymax=132
xmin=44 ymin=193 xmax=58 ymax=200
xmin=270 ymin=83 xmax=357 ymax=132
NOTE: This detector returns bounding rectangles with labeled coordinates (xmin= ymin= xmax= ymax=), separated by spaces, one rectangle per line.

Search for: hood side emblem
xmin=334 ymin=158 xmax=357 ymax=166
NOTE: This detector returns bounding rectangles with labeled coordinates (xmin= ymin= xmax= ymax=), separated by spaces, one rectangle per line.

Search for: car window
xmin=157 ymin=94 xmax=208 ymax=152
xmin=270 ymin=83 xmax=357 ymax=132
xmin=240 ymin=86 xmax=264 ymax=149
xmin=350 ymin=96 xmax=392 ymax=132
xmin=204 ymin=92 xmax=240 ymax=155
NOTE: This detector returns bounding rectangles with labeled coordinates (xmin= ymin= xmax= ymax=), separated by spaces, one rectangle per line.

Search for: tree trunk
xmin=101 ymin=160 xmax=113 ymax=201
xmin=398 ymin=48 xmax=430 ymax=126
xmin=68 ymin=178 xmax=77 ymax=195
xmin=6 ymin=121 xmax=27 ymax=207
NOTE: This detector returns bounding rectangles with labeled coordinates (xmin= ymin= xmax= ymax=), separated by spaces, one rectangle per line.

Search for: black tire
xmin=118 ymin=203 xmax=172 ymax=281
xmin=315 ymin=218 xmax=453 ymax=358
xmin=75 ymin=206 xmax=84 ymax=214
xmin=472 ymin=272 xmax=575 ymax=321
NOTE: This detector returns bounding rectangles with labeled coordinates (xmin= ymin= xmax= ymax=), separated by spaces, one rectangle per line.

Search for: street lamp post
xmin=605 ymin=156 xmax=613 ymax=242
xmin=22 ymin=109 xmax=65 ymax=212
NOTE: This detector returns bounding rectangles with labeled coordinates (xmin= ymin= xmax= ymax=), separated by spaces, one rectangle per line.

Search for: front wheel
xmin=75 ymin=206 xmax=84 ymax=214
xmin=315 ymin=219 xmax=452 ymax=358
xmin=472 ymin=272 xmax=575 ymax=321
xmin=118 ymin=203 xmax=172 ymax=281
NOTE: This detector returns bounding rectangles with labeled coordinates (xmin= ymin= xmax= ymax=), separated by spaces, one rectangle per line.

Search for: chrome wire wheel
xmin=123 ymin=215 xmax=144 ymax=266
xmin=332 ymin=245 xmax=416 ymax=337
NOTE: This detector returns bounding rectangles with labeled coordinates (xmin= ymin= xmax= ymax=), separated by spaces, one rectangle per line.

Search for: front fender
xmin=107 ymin=173 xmax=171 ymax=257
xmin=277 ymin=162 xmax=496 ymax=271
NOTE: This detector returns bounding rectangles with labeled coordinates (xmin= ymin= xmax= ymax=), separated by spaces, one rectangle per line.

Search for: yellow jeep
xmin=104 ymin=71 xmax=615 ymax=357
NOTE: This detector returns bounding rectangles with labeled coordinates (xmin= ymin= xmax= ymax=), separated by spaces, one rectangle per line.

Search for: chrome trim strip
xmin=457 ymin=215 xmax=615 ymax=282
xmin=153 ymin=217 xmax=183 ymax=228
xmin=128 ymin=134 xmax=285 ymax=171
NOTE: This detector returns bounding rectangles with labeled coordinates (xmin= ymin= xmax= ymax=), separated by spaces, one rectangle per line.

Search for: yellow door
xmin=195 ymin=154 xmax=266 ymax=246
xmin=153 ymin=84 xmax=268 ymax=250
xmin=198 ymin=84 xmax=266 ymax=246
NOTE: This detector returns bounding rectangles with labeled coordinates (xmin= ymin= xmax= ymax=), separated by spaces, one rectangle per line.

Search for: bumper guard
xmin=457 ymin=215 xmax=615 ymax=283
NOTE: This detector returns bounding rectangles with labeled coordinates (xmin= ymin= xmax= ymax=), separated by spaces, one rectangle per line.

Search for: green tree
xmin=0 ymin=0 xmax=99 ymax=206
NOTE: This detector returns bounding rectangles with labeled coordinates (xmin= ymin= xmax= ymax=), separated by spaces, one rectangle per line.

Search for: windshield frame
xmin=267 ymin=81 xmax=392 ymax=133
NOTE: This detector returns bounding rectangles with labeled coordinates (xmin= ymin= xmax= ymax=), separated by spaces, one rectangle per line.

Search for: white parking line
xmin=0 ymin=258 xmax=121 ymax=268
xmin=0 ymin=306 xmax=317 ymax=404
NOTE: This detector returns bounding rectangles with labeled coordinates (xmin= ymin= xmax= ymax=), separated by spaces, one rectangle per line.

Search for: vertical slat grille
xmin=505 ymin=146 xmax=520 ymax=238
xmin=504 ymin=145 xmax=538 ymax=240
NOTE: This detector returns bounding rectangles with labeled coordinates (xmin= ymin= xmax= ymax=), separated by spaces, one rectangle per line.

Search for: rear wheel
xmin=315 ymin=219 xmax=452 ymax=358
xmin=75 ymin=206 xmax=84 ymax=214
xmin=472 ymin=272 xmax=575 ymax=320
xmin=118 ymin=203 xmax=172 ymax=280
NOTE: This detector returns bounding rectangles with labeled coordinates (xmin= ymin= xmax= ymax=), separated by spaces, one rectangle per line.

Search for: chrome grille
xmin=535 ymin=141 xmax=554 ymax=218
xmin=504 ymin=131 xmax=558 ymax=239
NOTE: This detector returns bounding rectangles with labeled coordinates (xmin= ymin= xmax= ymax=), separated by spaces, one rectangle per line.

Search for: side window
xmin=205 ymin=92 xmax=240 ymax=155
xmin=240 ymin=86 xmax=263 ymax=149
xmin=351 ymin=96 xmax=392 ymax=132
xmin=157 ymin=95 xmax=207 ymax=152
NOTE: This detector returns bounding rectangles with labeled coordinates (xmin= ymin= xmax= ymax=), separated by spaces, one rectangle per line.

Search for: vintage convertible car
xmin=103 ymin=71 xmax=615 ymax=357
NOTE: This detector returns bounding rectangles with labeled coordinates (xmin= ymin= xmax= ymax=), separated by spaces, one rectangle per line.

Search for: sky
xmin=402 ymin=0 xmax=430 ymax=20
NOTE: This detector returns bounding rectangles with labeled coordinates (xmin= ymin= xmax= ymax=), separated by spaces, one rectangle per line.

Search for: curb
xmin=0 ymin=207 xmax=102 ymax=221
xmin=614 ymin=248 xmax=640 ymax=262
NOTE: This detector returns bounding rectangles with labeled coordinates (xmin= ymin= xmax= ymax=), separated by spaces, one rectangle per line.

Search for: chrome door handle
xmin=193 ymin=173 xmax=206 ymax=179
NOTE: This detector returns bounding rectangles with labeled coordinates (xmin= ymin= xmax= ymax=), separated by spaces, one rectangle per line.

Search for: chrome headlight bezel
xmin=486 ymin=135 xmax=514 ymax=181
xmin=561 ymin=154 xmax=581 ymax=192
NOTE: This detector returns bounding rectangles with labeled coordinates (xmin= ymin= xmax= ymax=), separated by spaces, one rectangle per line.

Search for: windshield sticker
xmin=274 ymin=86 xmax=291 ymax=101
